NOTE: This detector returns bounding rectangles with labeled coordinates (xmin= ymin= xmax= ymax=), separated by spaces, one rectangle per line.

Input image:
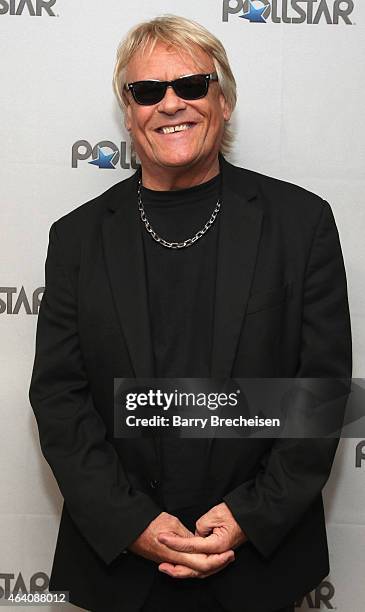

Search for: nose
xmin=157 ymin=85 xmax=187 ymax=114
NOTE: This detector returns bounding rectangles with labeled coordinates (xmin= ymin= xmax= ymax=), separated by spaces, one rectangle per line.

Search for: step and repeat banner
xmin=1 ymin=1 xmax=364 ymax=610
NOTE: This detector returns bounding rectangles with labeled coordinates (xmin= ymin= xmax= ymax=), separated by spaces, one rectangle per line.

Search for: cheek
xmin=205 ymin=114 xmax=224 ymax=140
xmin=201 ymin=102 xmax=224 ymax=135
xmin=130 ymin=109 xmax=152 ymax=136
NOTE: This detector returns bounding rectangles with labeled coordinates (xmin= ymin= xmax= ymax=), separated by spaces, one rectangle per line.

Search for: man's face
xmin=124 ymin=42 xmax=231 ymax=173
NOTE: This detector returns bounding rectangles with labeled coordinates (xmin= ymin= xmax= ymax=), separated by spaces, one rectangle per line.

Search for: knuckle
xmin=195 ymin=517 xmax=203 ymax=529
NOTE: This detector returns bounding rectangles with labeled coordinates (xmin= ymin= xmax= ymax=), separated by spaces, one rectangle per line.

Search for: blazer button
xmin=150 ymin=479 xmax=160 ymax=489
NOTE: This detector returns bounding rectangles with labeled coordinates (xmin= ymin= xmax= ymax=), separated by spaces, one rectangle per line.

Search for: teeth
xmin=161 ymin=123 xmax=191 ymax=134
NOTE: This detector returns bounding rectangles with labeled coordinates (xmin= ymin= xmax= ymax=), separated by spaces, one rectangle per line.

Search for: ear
xmin=219 ymin=93 xmax=232 ymax=122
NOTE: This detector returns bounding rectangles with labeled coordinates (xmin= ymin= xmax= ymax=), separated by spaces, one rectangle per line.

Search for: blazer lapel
xmin=102 ymin=171 xmax=155 ymax=378
xmin=210 ymin=156 xmax=263 ymax=378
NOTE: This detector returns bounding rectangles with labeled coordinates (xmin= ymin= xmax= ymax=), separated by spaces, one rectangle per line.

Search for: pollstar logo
xmin=0 ymin=287 xmax=44 ymax=315
xmin=71 ymin=140 xmax=138 ymax=170
xmin=355 ymin=440 xmax=365 ymax=467
xmin=222 ymin=0 xmax=354 ymax=24
xmin=0 ymin=0 xmax=56 ymax=16
xmin=295 ymin=580 xmax=335 ymax=609
xmin=0 ymin=572 xmax=49 ymax=599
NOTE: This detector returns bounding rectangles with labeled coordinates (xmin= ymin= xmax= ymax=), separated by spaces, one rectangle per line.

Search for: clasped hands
xmin=128 ymin=502 xmax=247 ymax=579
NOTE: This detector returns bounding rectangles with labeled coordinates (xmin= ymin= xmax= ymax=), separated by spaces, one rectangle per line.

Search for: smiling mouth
xmin=156 ymin=122 xmax=196 ymax=135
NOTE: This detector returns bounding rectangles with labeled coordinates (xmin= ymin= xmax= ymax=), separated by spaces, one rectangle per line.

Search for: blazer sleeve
xmin=29 ymin=222 xmax=163 ymax=566
xmin=223 ymin=200 xmax=352 ymax=558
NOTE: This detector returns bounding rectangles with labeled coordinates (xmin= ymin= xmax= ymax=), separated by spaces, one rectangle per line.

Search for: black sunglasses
xmin=125 ymin=72 xmax=218 ymax=106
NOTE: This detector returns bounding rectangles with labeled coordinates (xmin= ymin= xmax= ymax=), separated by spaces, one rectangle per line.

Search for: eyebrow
xmin=127 ymin=72 xmax=213 ymax=83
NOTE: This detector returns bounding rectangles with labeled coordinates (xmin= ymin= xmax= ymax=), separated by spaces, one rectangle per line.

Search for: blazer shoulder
xmin=50 ymin=173 xmax=136 ymax=239
xmin=224 ymin=160 xmax=332 ymax=241
xmin=233 ymin=162 xmax=326 ymax=213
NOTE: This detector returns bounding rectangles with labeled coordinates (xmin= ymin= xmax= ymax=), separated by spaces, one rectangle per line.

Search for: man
xmin=29 ymin=14 xmax=352 ymax=612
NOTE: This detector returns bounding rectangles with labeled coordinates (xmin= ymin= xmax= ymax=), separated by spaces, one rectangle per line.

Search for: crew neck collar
xmin=140 ymin=173 xmax=221 ymax=208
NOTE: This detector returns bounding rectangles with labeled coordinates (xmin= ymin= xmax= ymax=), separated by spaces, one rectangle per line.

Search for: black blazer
xmin=29 ymin=156 xmax=352 ymax=612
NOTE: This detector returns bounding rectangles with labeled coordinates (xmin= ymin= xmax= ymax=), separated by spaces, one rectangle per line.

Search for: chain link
xmin=137 ymin=178 xmax=222 ymax=249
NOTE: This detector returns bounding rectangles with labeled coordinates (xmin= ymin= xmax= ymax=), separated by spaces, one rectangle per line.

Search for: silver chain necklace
xmin=137 ymin=177 xmax=222 ymax=249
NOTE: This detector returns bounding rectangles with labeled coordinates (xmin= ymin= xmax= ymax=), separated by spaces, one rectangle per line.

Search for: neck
xmin=139 ymin=156 xmax=220 ymax=191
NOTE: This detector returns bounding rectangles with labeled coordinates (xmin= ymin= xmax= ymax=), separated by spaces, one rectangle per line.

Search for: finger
xmin=160 ymin=553 xmax=235 ymax=580
xmin=195 ymin=552 xmax=236 ymax=579
xmin=196 ymin=556 xmax=235 ymax=579
xmin=158 ymin=532 xmax=228 ymax=554
xmin=195 ymin=511 xmax=221 ymax=536
xmin=158 ymin=563 xmax=199 ymax=579
xmin=175 ymin=550 xmax=235 ymax=573
xmin=195 ymin=521 xmax=213 ymax=537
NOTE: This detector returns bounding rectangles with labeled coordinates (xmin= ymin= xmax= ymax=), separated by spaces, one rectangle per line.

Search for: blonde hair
xmin=112 ymin=14 xmax=237 ymax=156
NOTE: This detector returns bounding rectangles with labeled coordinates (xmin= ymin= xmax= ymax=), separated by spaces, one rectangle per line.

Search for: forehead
xmin=126 ymin=41 xmax=215 ymax=82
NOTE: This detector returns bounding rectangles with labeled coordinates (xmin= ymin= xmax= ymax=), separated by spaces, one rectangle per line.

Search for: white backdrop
xmin=0 ymin=1 xmax=364 ymax=610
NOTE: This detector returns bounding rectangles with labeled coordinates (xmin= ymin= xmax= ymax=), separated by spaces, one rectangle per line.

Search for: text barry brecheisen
xmin=124 ymin=415 xmax=280 ymax=429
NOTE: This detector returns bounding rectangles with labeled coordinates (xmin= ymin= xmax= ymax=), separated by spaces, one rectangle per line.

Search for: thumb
xmin=195 ymin=515 xmax=214 ymax=537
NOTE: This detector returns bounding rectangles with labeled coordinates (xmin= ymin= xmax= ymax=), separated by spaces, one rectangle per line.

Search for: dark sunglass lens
xmin=132 ymin=81 xmax=166 ymax=105
xmin=174 ymin=75 xmax=207 ymax=100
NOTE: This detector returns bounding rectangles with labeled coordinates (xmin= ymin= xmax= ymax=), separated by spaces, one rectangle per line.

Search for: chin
xmin=155 ymin=150 xmax=201 ymax=169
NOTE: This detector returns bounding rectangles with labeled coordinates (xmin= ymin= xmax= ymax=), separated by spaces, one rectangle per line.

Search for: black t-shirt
xmin=140 ymin=173 xmax=221 ymax=510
